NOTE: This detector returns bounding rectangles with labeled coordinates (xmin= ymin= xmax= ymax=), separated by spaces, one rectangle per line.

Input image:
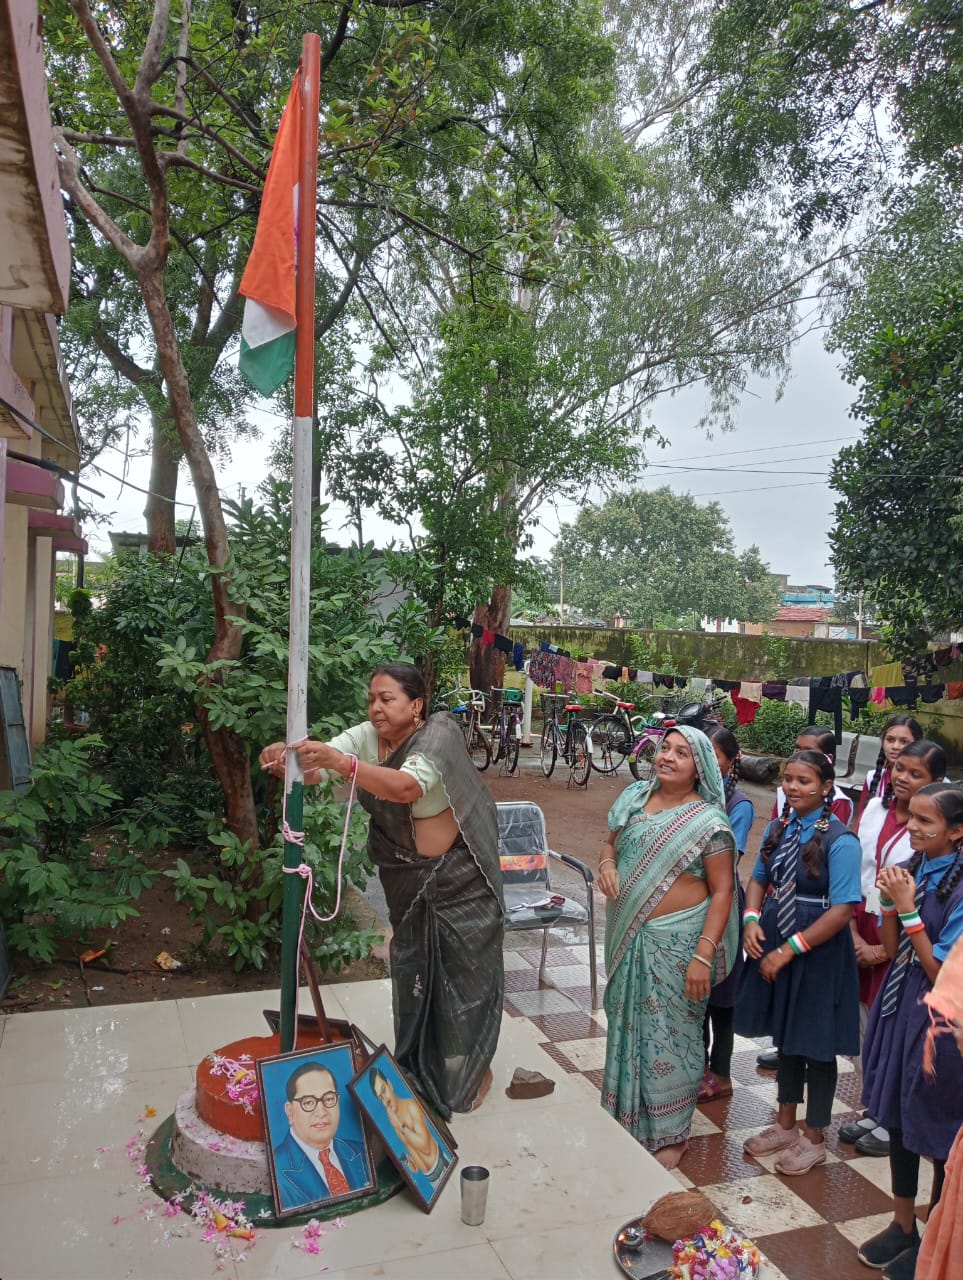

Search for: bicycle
xmin=587 ymin=690 xmax=727 ymax=779
xmin=538 ymin=693 xmax=590 ymax=787
xmin=488 ymin=686 xmax=524 ymax=777
xmin=435 ymin=684 xmax=491 ymax=771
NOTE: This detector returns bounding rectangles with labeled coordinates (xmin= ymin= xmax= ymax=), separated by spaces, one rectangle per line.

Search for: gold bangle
xmin=697 ymin=934 xmax=718 ymax=950
xmin=691 ymin=953 xmax=713 ymax=969
xmin=599 ymin=857 xmax=617 ymax=869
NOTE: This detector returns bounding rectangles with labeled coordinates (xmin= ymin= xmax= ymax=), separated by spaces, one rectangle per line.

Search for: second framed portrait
xmin=349 ymin=1045 xmax=457 ymax=1213
xmin=258 ymin=1042 xmax=376 ymax=1218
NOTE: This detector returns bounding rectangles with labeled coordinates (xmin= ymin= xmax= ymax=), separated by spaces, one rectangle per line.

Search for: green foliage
xmin=735 ymin=701 xmax=813 ymax=759
xmin=164 ymin=783 xmax=375 ymax=972
xmin=0 ymin=737 xmax=159 ymax=963
xmin=692 ymin=0 xmax=963 ymax=234
xmin=830 ymin=282 xmax=963 ymax=654
xmin=555 ymin=488 xmax=779 ymax=629
xmin=762 ymin=634 xmax=792 ymax=682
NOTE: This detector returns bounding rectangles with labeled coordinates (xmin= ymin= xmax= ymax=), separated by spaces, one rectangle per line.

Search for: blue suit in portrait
xmin=273 ymin=1129 xmax=370 ymax=1210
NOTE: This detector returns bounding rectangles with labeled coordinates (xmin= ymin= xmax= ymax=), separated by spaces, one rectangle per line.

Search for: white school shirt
xmin=857 ymin=796 xmax=914 ymax=910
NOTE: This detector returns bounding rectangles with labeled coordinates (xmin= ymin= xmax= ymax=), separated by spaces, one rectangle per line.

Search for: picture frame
xmin=349 ymin=1045 xmax=458 ymax=1213
xmin=257 ymin=1042 xmax=377 ymax=1218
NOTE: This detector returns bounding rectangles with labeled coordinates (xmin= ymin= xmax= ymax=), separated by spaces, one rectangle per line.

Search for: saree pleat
xmin=361 ymin=713 xmax=505 ymax=1119
xmin=600 ymin=728 xmax=738 ymax=1152
xmin=602 ymin=902 xmax=713 ymax=1149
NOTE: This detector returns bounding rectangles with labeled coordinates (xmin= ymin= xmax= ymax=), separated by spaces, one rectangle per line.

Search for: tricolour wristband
xmin=787 ymin=932 xmax=810 ymax=957
xmin=902 ymin=919 xmax=927 ymax=936
xmin=743 ymin=910 xmax=761 ymax=925
xmin=898 ymin=910 xmax=923 ymax=930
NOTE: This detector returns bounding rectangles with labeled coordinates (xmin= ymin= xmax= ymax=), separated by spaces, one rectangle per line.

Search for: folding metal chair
xmin=495 ymin=800 xmax=599 ymax=1010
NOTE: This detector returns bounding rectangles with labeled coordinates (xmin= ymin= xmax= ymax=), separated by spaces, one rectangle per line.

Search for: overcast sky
xmin=83 ymin=327 xmax=858 ymax=587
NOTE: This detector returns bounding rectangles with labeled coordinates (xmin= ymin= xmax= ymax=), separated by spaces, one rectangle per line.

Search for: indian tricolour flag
xmin=238 ymin=71 xmax=303 ymax=397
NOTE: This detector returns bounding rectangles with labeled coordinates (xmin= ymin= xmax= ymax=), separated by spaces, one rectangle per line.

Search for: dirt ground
xmin=1 ymin=749 xmax=775 ymax=1015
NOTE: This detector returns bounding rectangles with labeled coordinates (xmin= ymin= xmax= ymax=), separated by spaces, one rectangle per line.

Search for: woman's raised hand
xmin=292 ymin=737 xmax=340 ymax=774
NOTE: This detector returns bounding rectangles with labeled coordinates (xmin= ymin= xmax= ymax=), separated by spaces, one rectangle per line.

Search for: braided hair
xmin=709 ymin=726 xmax=741 ymax=805
xmin=760 ymin=749 xmax=836 ymax=879
xmin=881 ymin=738 xmax=946 ymax=810
xmin=868 ymin=715 xmax=924 ymax=801
xmin=905 ymin=782 xmax=963 ymax=903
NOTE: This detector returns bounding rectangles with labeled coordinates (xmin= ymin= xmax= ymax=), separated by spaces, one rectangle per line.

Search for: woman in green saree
xmin=598 ymin=726 xmax=739 ymax=1170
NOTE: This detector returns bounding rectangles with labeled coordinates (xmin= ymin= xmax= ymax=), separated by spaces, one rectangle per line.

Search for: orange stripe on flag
xmin=239 ymin=70 xmax=302 ymax=323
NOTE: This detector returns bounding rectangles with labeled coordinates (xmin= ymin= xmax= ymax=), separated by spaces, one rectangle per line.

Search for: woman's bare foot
xmin=652 ymin=1140 xmax=689 ymax=1171
xmin=469 ymin=1067 xmax=493 ymax=1112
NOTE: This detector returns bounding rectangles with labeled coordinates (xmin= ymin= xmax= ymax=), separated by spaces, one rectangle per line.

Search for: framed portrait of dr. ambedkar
xmin=258 ymin=1043 xmax=376 ymax=1217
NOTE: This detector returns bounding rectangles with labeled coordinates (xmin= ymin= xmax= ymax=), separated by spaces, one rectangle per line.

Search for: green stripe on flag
xmin=239 ymin=331 xmax=296 ymax=397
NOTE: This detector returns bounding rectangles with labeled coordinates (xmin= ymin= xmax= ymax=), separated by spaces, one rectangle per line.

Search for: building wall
xmin=0 ymin=502 xmax=27 ymax=678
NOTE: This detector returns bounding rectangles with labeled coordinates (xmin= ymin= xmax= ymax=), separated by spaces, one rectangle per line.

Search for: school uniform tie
xmin=772 ymin=818 xmax=803 ymax=939
xmin=319 ymin=1147 xmax=349 ymax=1195
xmin=879 ymin=877 xmax=925 ymax=1018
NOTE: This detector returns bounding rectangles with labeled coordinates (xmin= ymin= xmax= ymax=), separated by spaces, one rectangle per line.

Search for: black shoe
xmin=756 ymin=1049 xmax=779 ymax=1070
xmin=854 ymin=1130 xmax=891 ymax=1158
xmin=839 ymin=1115 xmax=876 ymax=1145
xmin=858 ymin=1222 xmax=920 ymax=1269
xmin=882 ymin=1242 xmax=921 ymax=1280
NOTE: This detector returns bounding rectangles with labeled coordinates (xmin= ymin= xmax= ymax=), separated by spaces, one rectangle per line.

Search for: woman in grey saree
xmin=597 ymin=726 xmax=739 ymax=1169
xmin=261 ymin=664 xmax=504 ymax=1119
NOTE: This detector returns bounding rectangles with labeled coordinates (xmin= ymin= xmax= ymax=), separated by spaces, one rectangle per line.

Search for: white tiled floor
xmin=0 ymin=987 xmax=689 ymax=1280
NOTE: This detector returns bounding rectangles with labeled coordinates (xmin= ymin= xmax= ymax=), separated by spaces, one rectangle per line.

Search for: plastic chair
xmin=844 ymin=734 xmax=883 ymax=793
xmin=496 ymin=801 xmax=599 ymax=1010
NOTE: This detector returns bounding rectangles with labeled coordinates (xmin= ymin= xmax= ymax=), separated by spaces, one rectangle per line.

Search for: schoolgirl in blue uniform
xmin=857 ymin=782 xmax=963 ymax=1280
xmin=700 ymin=727 xmax=756 ymax=1101
xmin=736 ymin=749 xmax=861 ymax=1175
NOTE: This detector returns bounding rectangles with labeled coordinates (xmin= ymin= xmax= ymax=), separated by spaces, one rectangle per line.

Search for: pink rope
xmin=281 ymin=754 xmax=359 ymax=1046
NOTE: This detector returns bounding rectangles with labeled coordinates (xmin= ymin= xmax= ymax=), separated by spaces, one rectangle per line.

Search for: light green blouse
xmin=326 ymin=722 xmax=449 ymax=818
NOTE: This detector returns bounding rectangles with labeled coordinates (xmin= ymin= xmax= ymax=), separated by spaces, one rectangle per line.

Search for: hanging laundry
xmin=761 ymin=682 xmax=787 ymax=701
xmin=946 ymin=682 xmax=963 ymax=700
xmin=807 ymin=679 xmax=843 ymax=743
xmin=786 ymin=686 xmax=810 ymax=708
xmin=730 ymin=692 xmax=759 ymax=725
xmin=574 ymin=662 xmax=594 ymax=695
xmin=886 ymin=686 xmax=919 ymax=709
xmin=513 ymin=641 xmax=525 ymax=671
xmin=871 ymin=686 xmax=887 ymax=705
xmin=920 ymin=684 xmax=946 ymax=704
xmin=849 ymin=687 xmax=871 ymax=721
xmin=739 ymin=681 xmax=763 ymax=703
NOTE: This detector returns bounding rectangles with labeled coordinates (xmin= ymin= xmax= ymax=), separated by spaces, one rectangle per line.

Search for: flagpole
xmin=280 ymin=32 xmax=321 ymax=1054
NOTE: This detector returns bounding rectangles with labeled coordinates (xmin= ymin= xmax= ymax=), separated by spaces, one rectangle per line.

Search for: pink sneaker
xmin=743 ymin=1125 xmax=797 ymax=1156
xmin=774 ymin=1133 xmax=827 ymax=1175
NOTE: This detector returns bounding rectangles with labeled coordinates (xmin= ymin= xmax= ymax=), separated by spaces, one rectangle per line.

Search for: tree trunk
xmin=145 ymin=405 xmax=179 ymax=553
xmin=469 ymin=584 xmax=512 ymax=693
xmin=138 ymin=268 xmax=260 ymax=853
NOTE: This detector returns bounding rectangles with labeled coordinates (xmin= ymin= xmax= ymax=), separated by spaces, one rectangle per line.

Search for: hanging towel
xmin=739 ymin=681 xmax=763 ymax=703
xmin=786 ymin=686 xmax=810 ymax=708
xmin=761 ymin=682 xmax=787 ymax=701
xmin=689 ymin=677 xmax=707 ymax=696
xmin=886 ymin=686 xmax=919 ymax=709
xmin=946 ymin=682 xmax=963 ymax=700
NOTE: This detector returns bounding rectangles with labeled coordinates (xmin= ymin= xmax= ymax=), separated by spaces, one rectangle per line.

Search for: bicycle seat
xmin=662 ymin=717 xmax=677 ymax=726
xmin=564 ymin=704 xmax=582 ymax=713
xmin=616 ymin=700 xmax=635 ymax=710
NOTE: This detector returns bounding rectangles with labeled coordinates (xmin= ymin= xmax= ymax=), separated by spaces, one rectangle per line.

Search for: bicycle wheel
xmin=629 ymin=735 xmax=659 ymax=782
xmin=503 ymin=717 xmax=520 ymax=776
xmin=468 ymin=720 xmax=491 ymax=771
xmin=490 ymin=715 xmax=504 ymax=763
xmin=588 ymin=714 xmax=630 ymax=775
xmin=569 ymin=721 xmax=591 ymax=787
xmin=540 ymin=723 xmax=558 ymax=777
